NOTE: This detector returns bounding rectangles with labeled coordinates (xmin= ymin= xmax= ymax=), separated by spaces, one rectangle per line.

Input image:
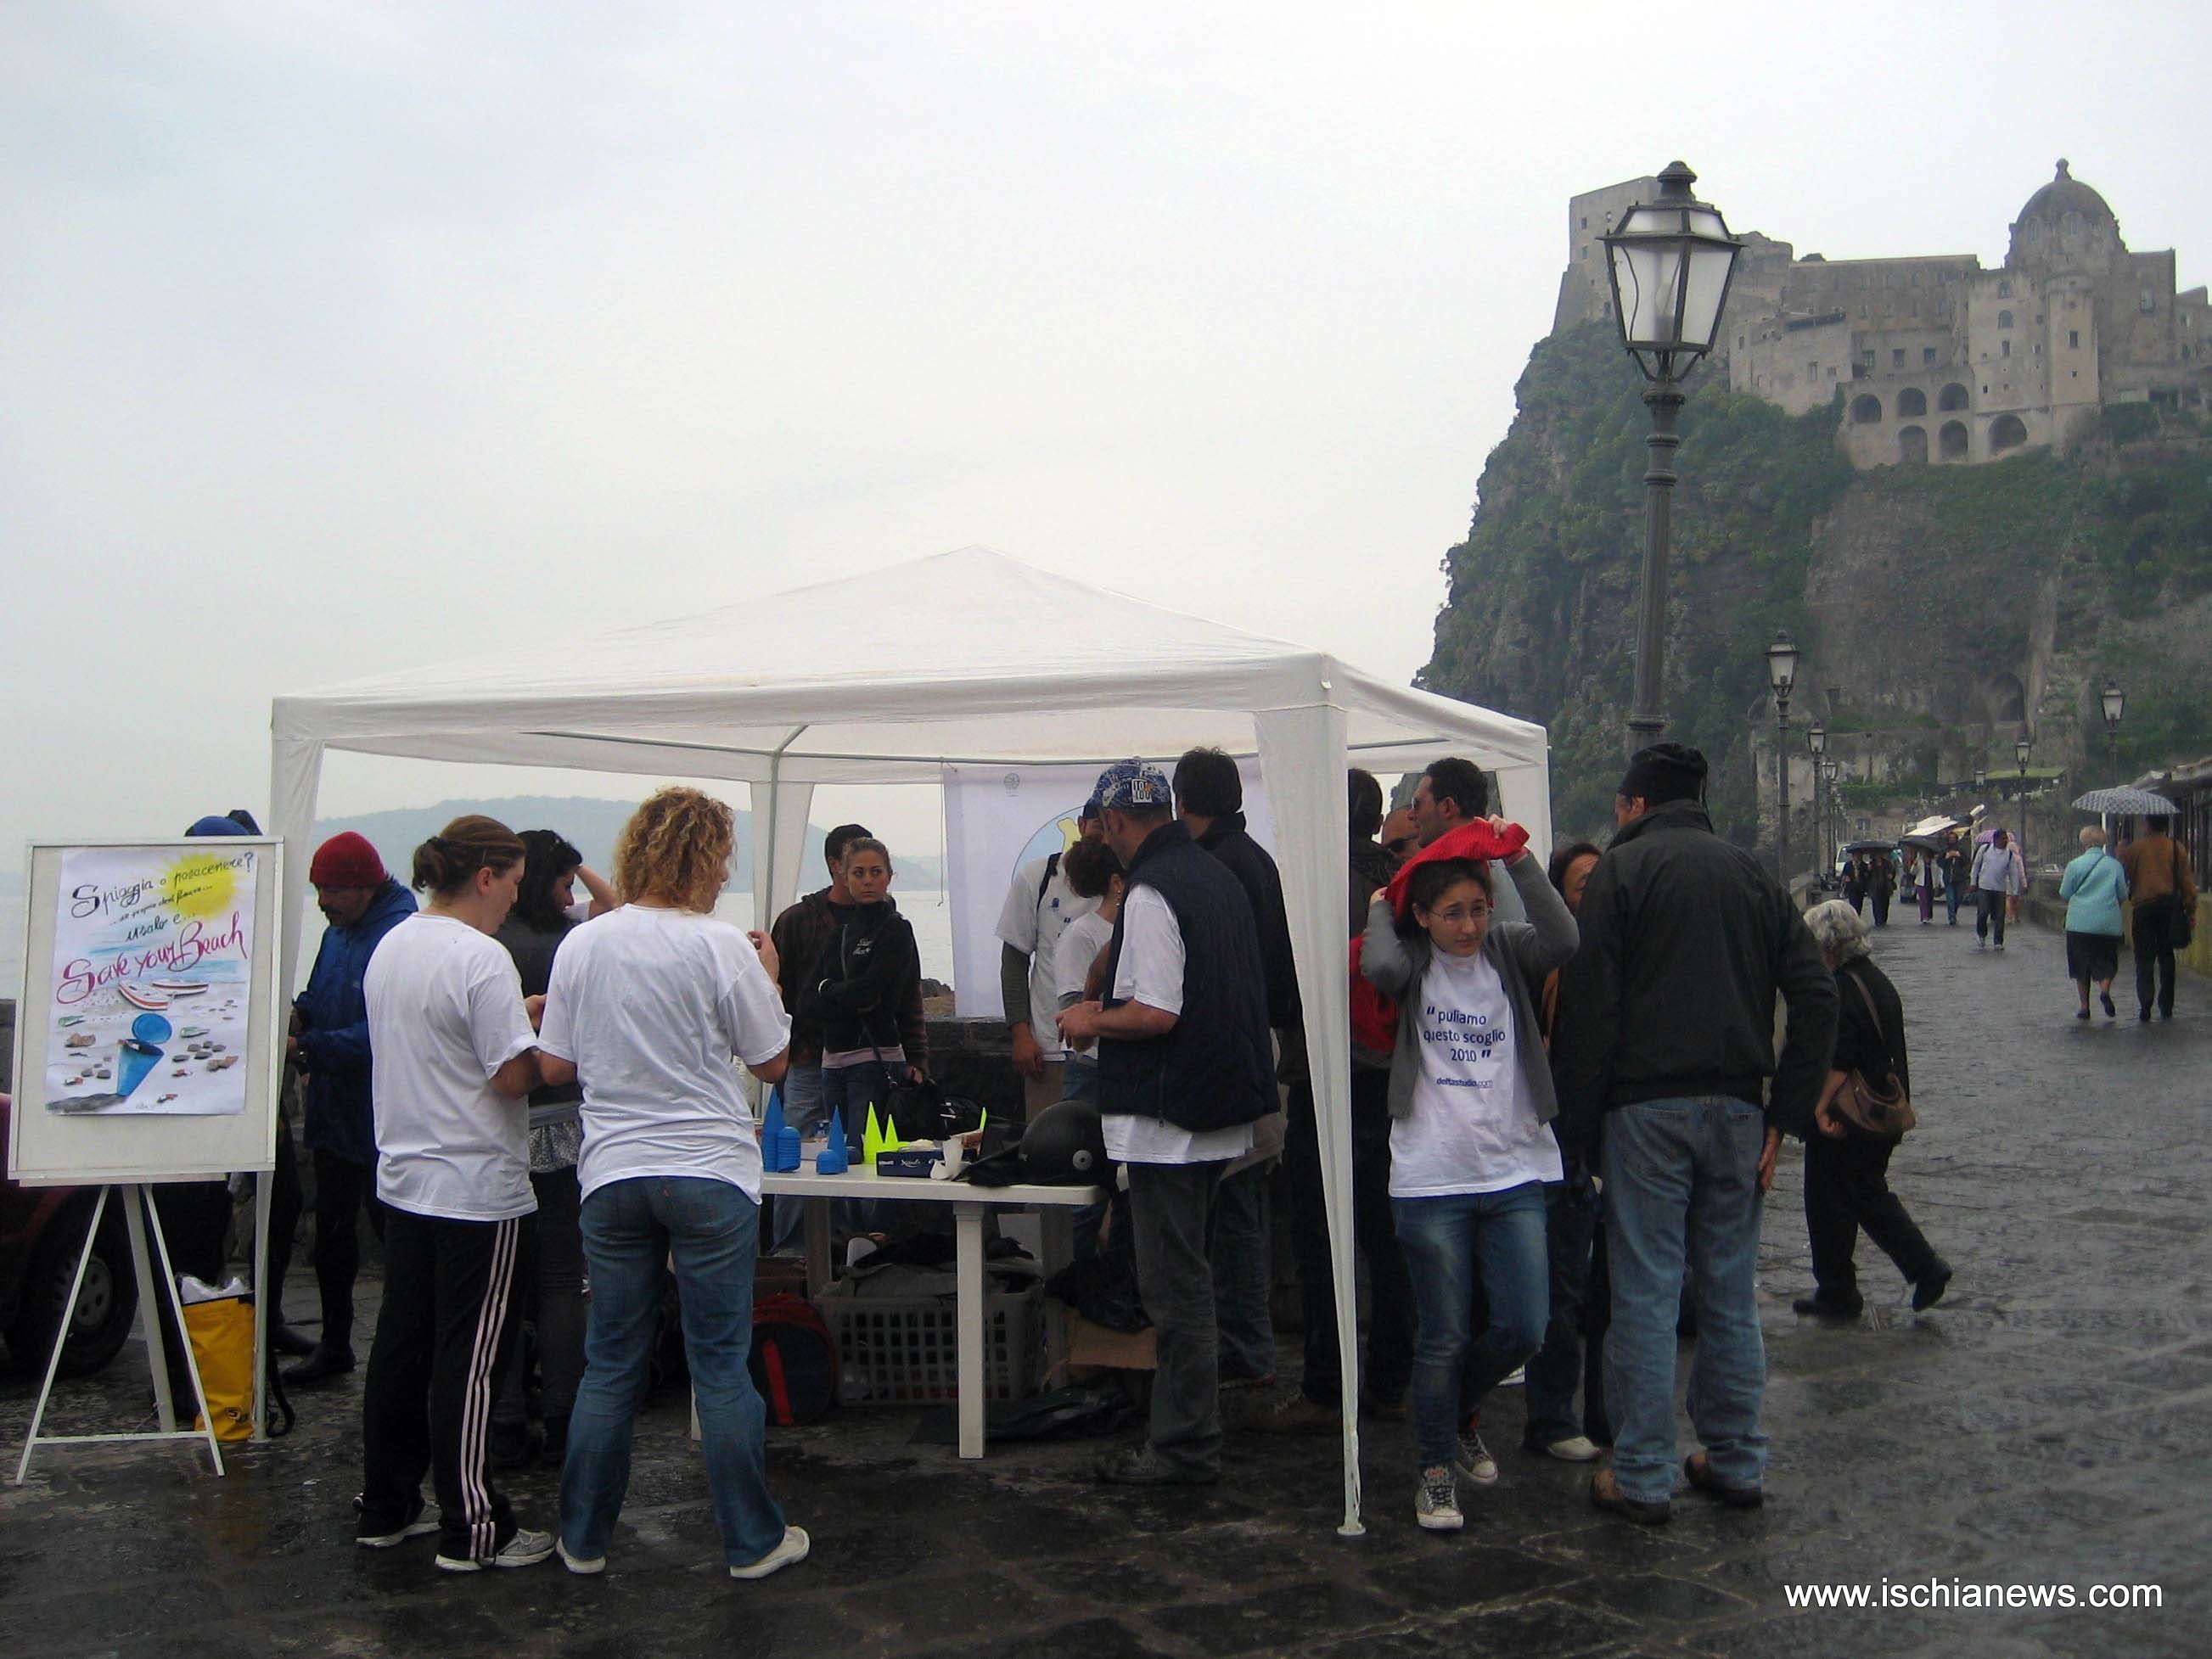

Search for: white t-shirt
xmin=536 ymin=905 xmax=793 ymax=1202
xmin=1390 ymin=948 xmax=1560 ymax=1198
xmin=365 ymin=914 xmax=541 ymax=1222
xmin=1054 ymin=909 xmax=1116 ymax=1009
xmin=996 ymin=854 xmax=1099 ymax=1062
xmin=1100 ymin=885 xmax=1253 ymax=1168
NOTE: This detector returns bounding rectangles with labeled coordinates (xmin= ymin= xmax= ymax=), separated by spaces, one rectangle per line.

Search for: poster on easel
xmin=9 ymin=840 xmax=284 ymax=1188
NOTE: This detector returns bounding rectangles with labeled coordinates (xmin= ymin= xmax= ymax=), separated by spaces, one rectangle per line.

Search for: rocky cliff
xmin=1421 ymin=322 xmax=2212 ymax=845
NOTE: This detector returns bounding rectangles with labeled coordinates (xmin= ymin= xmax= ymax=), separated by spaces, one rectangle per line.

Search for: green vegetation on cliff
xmin=1421 ymin=322 xmax=2212 ymax=844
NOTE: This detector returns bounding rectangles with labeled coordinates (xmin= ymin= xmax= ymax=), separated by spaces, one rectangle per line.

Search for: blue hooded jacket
xmin=295 ymin=877 xmax=417 ymax=1165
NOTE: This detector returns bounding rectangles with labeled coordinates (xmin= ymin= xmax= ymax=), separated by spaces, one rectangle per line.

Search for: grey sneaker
xmin=435 ymin=1527 xmax=555 ymax=1572
xmin=1415 ymin=1466 xmax=1463 ymax=1532
xmin=556 ymin=1538 xmax=605 ymax=1576
xmin=1454 ymin=1429 xmax=1499 ymax=1486
xmin=730 ymin=1525 xmax=811 ymax=1580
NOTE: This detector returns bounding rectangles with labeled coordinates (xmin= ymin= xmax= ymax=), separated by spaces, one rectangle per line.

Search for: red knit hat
xmin=309 ymin=831 xmax=387 ymax=888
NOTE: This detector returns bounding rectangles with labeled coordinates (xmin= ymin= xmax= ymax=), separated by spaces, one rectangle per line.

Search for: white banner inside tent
xmin=945 ymin=759 xmax=1275 ymax=1017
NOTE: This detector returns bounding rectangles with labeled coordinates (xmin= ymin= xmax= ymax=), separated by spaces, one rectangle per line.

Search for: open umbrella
xmin=2071 ymin=786 xmax=2179 ymax=816
xmin=1841 ymin=839 xmax=1897 ymax=855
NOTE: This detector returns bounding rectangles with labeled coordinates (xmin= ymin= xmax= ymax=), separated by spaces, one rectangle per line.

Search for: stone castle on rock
xmin=1555 ymin=161 xmax=2212 ymax=468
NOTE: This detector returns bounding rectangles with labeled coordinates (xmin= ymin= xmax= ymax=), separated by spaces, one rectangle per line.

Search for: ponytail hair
xmin=613 ymin=787 xmax=734 ymax=913
xmin=411 ymin=815 xmax=526 ymax=899
xmin=840 ymin=837 xmax=894 ymax=876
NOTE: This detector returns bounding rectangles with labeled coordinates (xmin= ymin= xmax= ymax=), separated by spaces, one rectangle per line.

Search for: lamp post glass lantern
xmin=1821 ymin=755 xmax=1840 ymax=875
xmin=2014 ymin=735 xmax=2031 ymax=864
xmin=2102 ymin=677 xmax=2125 ymax=781
xmin=1604 ymin=161 xmax=1743 ymax=754
xmin=1766 ymin=631 xmax=1797 ymax=879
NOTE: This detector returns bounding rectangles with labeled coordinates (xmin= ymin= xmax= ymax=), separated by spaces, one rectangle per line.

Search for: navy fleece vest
xmin=1098 ymin=821 xmax=1275 ymax=1134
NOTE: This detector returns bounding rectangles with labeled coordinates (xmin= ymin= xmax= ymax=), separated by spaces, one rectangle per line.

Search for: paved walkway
xmin=4 ymin=916 xmax=2206 ymax=1657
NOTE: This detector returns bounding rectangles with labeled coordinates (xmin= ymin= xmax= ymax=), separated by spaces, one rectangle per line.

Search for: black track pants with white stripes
xmin=359 ymin=1208 xmax=528 ymax=1561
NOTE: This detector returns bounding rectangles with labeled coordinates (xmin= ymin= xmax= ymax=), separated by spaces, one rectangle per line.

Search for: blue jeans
xmin=820 ymin=1063 xmax=899 ymax=1234
xmin=1523 ymin=1157 xmax=1597 ymax=1448
xmin=561 ymin=1177 xmax=786 ymax=1567
xmin=1602 ymin=1097 xmax=1769 ymax=1505
xmin=1392 ymin=1183 xmax=1549 ymax=1471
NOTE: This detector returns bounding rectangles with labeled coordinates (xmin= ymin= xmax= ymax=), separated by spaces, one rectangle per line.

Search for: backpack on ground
xmin=749 ymin=1293 xmax=838 ymax=1426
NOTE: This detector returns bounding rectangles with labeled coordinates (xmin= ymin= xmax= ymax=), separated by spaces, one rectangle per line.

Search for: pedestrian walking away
xmin=1553 ymin=744 xmax=1838 ymax=1525
xmin=1360 ymin=814 xmax=1578 ymax=1533
xmin=2118 ymin=815 xmax=2198 ymax=1021
xmin=2058 ymin=827 xmax=2130 ymax=1022
xmin=1794 ymin=902 xmax=1951 ymax=1319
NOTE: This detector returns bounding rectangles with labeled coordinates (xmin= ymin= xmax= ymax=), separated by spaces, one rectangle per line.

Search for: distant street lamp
xmin=1808 ymin=724 xmax=1827 ymax=883
xmin=1766 ymin=631 xmax=1799 ymax=880
xmin=1604 ymin=161 xmax=1744 ymax=754
xmin=2015 ymin=733 xmax=2033 ymax=865
xmin=2102 ymin=678 xmax=2125 ymax=781
xmin=1973 ymin=760 xmax=1987 ymax=793
xmin=1821 ymin=754 xmax=1840 ymax=875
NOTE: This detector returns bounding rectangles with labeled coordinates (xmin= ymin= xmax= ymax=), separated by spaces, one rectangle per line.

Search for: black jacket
xmin=1099 ymin=821 xmax=1276 ymax=1135
xmin=1195 ymin=811 xmax=1300 ymax=1032
xmin=1553 ymin=799 xmax=1838 ymax=1141
xmin=815 ymin=900 xmax=921 ymax=1058
xmin=773 ymin=888 xmax=927 ymax=1065
xmin=1832 ymin=956 xmax=1909 ymax=1098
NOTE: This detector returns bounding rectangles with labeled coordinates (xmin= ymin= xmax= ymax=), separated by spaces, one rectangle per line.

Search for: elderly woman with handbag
xmin=1792 ymin=901 xmax=1952 ymax=1321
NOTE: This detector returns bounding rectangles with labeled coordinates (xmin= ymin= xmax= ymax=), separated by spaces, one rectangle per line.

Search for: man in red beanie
xmin=287 ymin=832 xmax=417 ymax=1383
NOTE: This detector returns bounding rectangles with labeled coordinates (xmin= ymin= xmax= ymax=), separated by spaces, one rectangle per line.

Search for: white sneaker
xmin=1454 ymin=1430 xmax=1500 ymax=1485
xmin=1499 ymin=1366 xmax=1526 ymax=1387
xmin=1415 ymin=1467 xmax=1464 ymax=1532
xmin=435 ymin=1527 xmax=556 ymax=1572
xmin=356 ymin=1496 xmax=440 ymax=1548
xmin=557 ymin=1538 xmax=605 ymax=1576
xmin=730 ymin=1525 xmax=811 ymax=1580
xmin=1541 ymin=1435 xmax=1604 ymax=1464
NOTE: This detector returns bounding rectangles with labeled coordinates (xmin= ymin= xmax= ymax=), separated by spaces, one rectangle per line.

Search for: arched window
xmin=1998 ymin=310 xmax=2014 ymax=328
xmin=1897 ymin=387 xmax=1928 ymax=418
xmin=1988 ymin=673 xmax=2027 ymax=724
xmin=1898 ymin=426 xmax=1928 ymax=464
xmin=1939 ymin=383 xmax=1970 ymax=412
xmin=1851 ymin=394 xmax=1884 ymax=424
xmin=2063 ymin=211 xmax=2081 ymax=236
xmin=1939 ymin=421 xmax=1969 ymax=460
xmin=1997 ymin=280 xmax=2013 ymax=298
xmin=1990 ymin=414 xmax=2029 ymax=452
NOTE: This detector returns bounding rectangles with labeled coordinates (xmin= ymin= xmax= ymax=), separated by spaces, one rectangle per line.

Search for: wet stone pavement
xmin=4 ymin=917 xmax=2209 ymax=1658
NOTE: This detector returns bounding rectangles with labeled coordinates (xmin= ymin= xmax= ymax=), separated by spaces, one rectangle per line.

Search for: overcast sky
xmin=4 ymin=1 xmax=2207 ymax=869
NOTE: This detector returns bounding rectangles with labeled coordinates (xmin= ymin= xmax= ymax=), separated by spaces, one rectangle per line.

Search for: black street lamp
xmin=1822 ymin=755 xmax=1839 ymax=874
xmin=2014 ymin=733 xmax=2033 ymax=865
xmin=1808 ymin=723 xmax=1827 ymax=883
xmin=2102 ymin=678 xmax=2125 ymax=782
xmin=1604 ymin=161 xmax=1744 ymax=754
xmin=1766 ymin=631 xmax=1798 ymax=880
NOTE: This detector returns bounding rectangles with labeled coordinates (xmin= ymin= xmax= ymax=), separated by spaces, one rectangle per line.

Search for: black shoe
xmin=1791 ymin=1294 xmax=1862 ymax=1320
xmin=1094 ymin=1445 xmax=1217 ymax=1487
xmin=284 ymin=1343 xmax=357 ymax=1384
xmin=2140 ymin=1006 xmax=2153 ymax=1023
xmin=270 ymin=1323 xmax=317 ymax=1358
xmin=2101 ymin=991 xmax=2117 ymax=1018
xmin=1913 ymin=1260 xmax=1953 ymax=1312
xmin=2075 ymin=1009 xmax=2091 ymax=1021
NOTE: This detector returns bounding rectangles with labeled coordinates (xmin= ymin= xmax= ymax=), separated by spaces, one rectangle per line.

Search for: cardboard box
xmin=1062 ymin=1310 xmax=1156 ymax=1373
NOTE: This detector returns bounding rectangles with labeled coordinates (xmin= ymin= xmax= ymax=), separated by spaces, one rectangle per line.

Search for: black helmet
xmin=1019 ymin=1100 xmax=1108 ymax=1185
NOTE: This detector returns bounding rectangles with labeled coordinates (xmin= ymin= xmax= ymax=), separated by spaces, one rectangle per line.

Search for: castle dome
xmin=2008 ymin=159 xmax=2121 ymax=272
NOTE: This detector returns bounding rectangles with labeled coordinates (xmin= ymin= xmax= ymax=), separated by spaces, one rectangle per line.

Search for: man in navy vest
xmin=1058 ymin=759 xmax=1275 ymax=1486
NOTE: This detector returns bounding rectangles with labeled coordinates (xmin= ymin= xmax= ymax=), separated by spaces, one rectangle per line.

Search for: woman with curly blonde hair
xmin=536 ymin=787 xmax=807 ymax=1580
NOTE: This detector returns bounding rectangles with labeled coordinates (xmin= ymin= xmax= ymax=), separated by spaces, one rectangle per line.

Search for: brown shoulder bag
xmin=1832 ymin=972 xmax=1917 ymax=1141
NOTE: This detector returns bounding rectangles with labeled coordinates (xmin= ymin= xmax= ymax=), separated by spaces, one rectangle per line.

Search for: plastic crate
xmin=817 ymin=1281 xmax=1045 ymax=1405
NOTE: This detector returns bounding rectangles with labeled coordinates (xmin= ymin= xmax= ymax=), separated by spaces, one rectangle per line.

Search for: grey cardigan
xmin=1359 ymin=855 xmax=1580 ymax=1123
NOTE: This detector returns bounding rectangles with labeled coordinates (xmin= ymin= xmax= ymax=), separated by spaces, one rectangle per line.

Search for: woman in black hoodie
xmin=813 ymin=838 xmax=924 ymax=1152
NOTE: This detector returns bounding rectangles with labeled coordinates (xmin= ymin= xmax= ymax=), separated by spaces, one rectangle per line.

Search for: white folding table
xmin=755 ymin=1169 xmax=1103 ymax=1459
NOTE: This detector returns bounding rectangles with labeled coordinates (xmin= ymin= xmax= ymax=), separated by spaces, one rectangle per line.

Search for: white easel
xmin=13 ymin=1182 xmax=226 ymax=1483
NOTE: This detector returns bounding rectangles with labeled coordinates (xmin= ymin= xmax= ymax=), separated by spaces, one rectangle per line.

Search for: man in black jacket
xmin=1059 ymin=760 xmax=1275 ymax=1486
xmin=1555 ymin=744 xmax=1837 ymax=1524
xmin=1172 ymin=748 xmax=1292 ymax=1399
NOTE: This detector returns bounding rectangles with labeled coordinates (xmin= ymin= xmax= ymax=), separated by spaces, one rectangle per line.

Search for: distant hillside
xmin=312 ymin=797 xmax=945 ymax=892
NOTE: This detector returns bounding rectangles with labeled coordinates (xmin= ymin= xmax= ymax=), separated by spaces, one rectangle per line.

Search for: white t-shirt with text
xmin=996 ymin=854 xmax=1099 ymax=1063
xmin=1390 ymin=947 xmax=1560 ymax=1198
xmin=536 ymin=905 xmax=794 ymax=1202
xmin=366 ymin=914 xmax=540 ymax=1222
xmin=1100 ymin=885 xmax=1253 ymax=1168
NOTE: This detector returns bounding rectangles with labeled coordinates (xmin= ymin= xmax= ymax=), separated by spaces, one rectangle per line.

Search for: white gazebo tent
xmin=270 ymin=546 xmax=1550 ymax=1536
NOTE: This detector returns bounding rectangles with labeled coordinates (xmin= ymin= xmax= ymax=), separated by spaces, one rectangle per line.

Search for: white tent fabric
xmin=270 ymin=545 xmax=1551 ymax=1536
